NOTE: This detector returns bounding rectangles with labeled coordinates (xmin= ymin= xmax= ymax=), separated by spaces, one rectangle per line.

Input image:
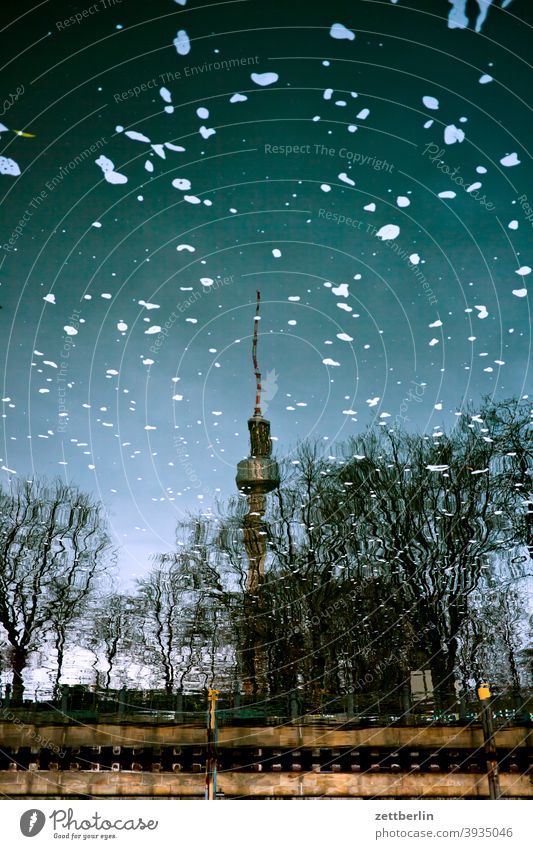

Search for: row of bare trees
xmin=0 ymin=398 xmax=531 ymax=708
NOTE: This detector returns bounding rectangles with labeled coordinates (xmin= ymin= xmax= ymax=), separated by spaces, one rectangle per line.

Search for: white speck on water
xmin=337 ymin=303 xmax=352 ymax=312
xmin=117 ymin=321 xmax=128 ymax=332
xmin=500 ymin=152 xmax=520 ymax=166
xmin=199 ymin=126 xmax=216 ymax=139
xmin=444 ymin=124 xmax=465 ymax=144
xmin=438 ymin=190 xmax=456 ymax=198
xmin=172 ymin=177 xmax=192 ymax=190
xmin=512 ymin=288 xmax=527 ymax=298
xmin=356 ymin=108 xmax=369 ymax=119
xmin=145 ymin=160 xmax=154 ymax=172
xmin=424 ymin=120 xmax=434 ymax=128
xmin=396 ymin=196 xmax=410 ymax=207
xmin=479 ymin=73 xmax=493 ymax=83
xmin=324 ymin=88 xmax=333 ymax=100
xmin=200 ymin=277 xmax=214 ymax=287
xmin=332 ymin=283 xmax=349 ymax=297
xmin=376 ymin=224 xmax=400 ymax=240
xmin=184 ymin=195 xmax=202 ymax=204
xmin=197 ymin=107 xmax=209 ymax=119
xmin=338 ymin=172 xmax=355 ymax=186
xmin=330 ymin=23 xmax=355 ymax=40
xmin=323 ymin=358 xmax=340 ymax=366
xmin=475 ymin=305 xmax=488 ymax=319
xmin=272 ymin=248 xmax=282 ymax=258
xmin=43 ymin=293 xmax=56 ymax=304
xmin=251 ymin=72 xmax=279 ymax=86
xmin=321 ymin=184 xmax=331 ymax=192
xmin=145 ymin=325 xmax=161 ymax=334
xmin=160 ymin=87 xmax=172 ymax=103
xmin=64 ymin=326 xmax=78 ymax=336
xmin=515 ymin=266 xmax=531 ymax=276
xmin=429 ymin=319 xmax=443 ymax=327
xmin=125 ymin=130 xmax=150 ymax=142
xmin=429 ymin=338 xmax=439 ymax=346
xmin=508 ymin=220 xmax=518 ymax=229
xmin=422 ymin=95 xmax=439 ymax=110
xmin=177 ymin=244 xmax=195 ymax=252
xmin=364 ymin=202 xmax=376 ymax=211
xmin=366 ymin=397 xmax=380 ymax=407
xmin=230 ymin=93 xmax=247 ymax=102
xmin=337 ymin=333 xmax=353 ymax=342
xmin=95 ymin=155 xmax=128 ymax=184
xmin=174 ymin=30 xmax=191 ymax=55
xmin=409 ymin=253 xmax=420 ymax=265
xmin=0 ymin=156 xmax=21 ymax=177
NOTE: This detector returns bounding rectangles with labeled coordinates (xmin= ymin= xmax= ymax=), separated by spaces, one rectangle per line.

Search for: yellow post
xmin=477 ymin=683 xmax=501 ymax=800
xmin=205 ymin=689 xmax=219 ymax=800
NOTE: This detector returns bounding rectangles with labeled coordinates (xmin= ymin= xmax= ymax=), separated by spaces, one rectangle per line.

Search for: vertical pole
xmin=205 ymin=688 xmax=219 ymax=800
xmin=477 ymin=684 xmax=501 ymax=800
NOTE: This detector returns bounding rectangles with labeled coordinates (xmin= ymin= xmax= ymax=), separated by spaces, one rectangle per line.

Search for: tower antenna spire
xmin=252 ymin=290 xmax=262 ymax=416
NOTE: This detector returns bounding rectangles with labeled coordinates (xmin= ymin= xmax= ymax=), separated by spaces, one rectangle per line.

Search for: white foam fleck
xmin=332 ymin=283 xmax=349 ymax=297
xmin=508 ymin=220 xmax=518 ymax=230
xmin=338 ymin=172 xmax=355 ymax=186
xmin=444 ymin=124 xmax=465 ymax=144
xmin=174 ymin=30 xmax=191 ymax=55
xmin=272 ymin=248 xmax=282 ymax=258
xmin=500 ymin=152 xmax=520 ymax=167
xmin=151 ymin=144 xmax=166 ymax=159
xmin=479 ymin=74 xmax=493 ymax=84
xmin=366 ymin=397 xmax=380 ymax=407
xmin=95 ymin=155 xmax=127 ymax=184
xmin=199 ymin=126 xmax=216 ymax=139
xmin=424 ymin=120 xmax=434 ymax=128
xmin=515 ymin=266 xmax=531 ymax=276
xmin=396 ymin=196 xmax=410 ymax=207
xmin=323 ymin=358 xmax=340 ymax=366
xmin=356 ymin=108 xmax=369 ymax=119
xmin=323 ymin=88 xmax=333 ymax=100
xmin=409 ymin=253 xmax=420 ymax=265
xmin=347 ymin=124 xmax=357 ymax=132
xmin=196 ymin=107 xmax=209 ymax=119
xmin=422 ymin=95 xmax=439 ymax=110
xmin=337 ymin=303 xmax=352 ymax=312
xmin=330 ymin=22 xmax=355 ymax=40
xmin=251 ymin=72 xmax=279 ymax=86
xmin=160 ymin=87 xmax=172 ymax=103
xmin=230 ymin=93 xmax=247 ymax=103
xmin=117 ymin=321 xmax=128 ymax=332
xmin=138 ymin=300 xmax=160 ymax=309
xmin=438 ymin=190 xmax=456 ymax=198
xmin=429 ymin=338 xmax=439 ymax=346
xmin=172 ymin=394 xmax=183 ymax=401
xmin=165 ymin=142 xmax=185 ymax=152
xmin=125 ymin=130 xmax=150 ymax=142
xmin=364 ymin=202 xmax=376 ymax=211
xmin=0 ymin=156 xmax=21 ymax=177
xmin=145 ymin=160 xmax=154 ymax=172
xmin=177 ymin=244 xmax=195 ymax=252
xmin=475 ymin=305 xmax=488 ymax=319
xmin=429 ymin=319 xmax=442 ymax=327
xmin=376 ymin=224 xmax=400 ymax=240
xmin=172 ymin=177 xmax=192 ymax=190
xmin=64 ymin=326 xmax=78 ymax=336
xmin=512 ymin=288 xmax=527 ymax=298
xmin=91 ymin=221 xmax=102 ymax=228
xmin=200 ymin=277 xmax=214 ymax=287
xmin=43 ymin=294 xmax=56 ymax=304
xmin=337 ymin=332 xmax=353 ymax=342
xmin=184 ymin=195 xmax=201 ymax=204
xmin=467 ymin=181 xmax=482 ymax=193
xmin=321 ymin=184 xmax=331 ymax=192
xmin=145 ymin=326 xmax=161 ymax=334
xmin=288 ymin=296 xmax=300 ymax=301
